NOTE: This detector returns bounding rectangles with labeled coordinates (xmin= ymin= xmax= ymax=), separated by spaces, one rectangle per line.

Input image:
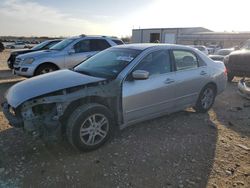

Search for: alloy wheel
xmin=201 ymin=88 xmax=214 ymax=109
xmin=79 ymin=113 xmax=109 ymax=146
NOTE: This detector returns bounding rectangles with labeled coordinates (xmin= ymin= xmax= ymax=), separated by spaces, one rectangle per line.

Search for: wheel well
xmin=60 ymin=96 xmax=117 ymax=133
xmin=204 ymin=82 xmax=217 ymax=95
xmin=34 ymin=62 xmax=59 ymax=75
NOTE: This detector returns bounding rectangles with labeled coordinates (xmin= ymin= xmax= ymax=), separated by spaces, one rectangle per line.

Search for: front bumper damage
xmin=2 ymin=100 xmax=63 ymax=141
xmin=2 ymin=80 xmax=120 ymax=142
xmin=2 ymin=102 xmax=23 ymax=128
xmin=238 ymin=78 xmax=250 ymax=100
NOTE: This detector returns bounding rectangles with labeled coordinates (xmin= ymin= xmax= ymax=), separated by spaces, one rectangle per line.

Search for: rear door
xmin=170 ymin=49 xmax=209 ymax=109
xmin=122 ymin=49 xmax=176 ymax=124
xmin=65 ymin=39 xmax=111 ymax=68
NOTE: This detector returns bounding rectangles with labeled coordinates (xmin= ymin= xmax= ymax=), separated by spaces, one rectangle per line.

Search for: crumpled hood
xmin=6 ymin=69 xmax=105 ymax=108
xmin=17 ymin=49 xmax=58 ymax=59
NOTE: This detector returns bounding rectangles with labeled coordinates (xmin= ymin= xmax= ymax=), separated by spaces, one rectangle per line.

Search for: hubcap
xmin=201 ymin=88 xmax=214 ymax=109
xmin=79 ymin=114 xmax=109 ymax=146
xmin=41 ymin=68 xmax=54 ymax=74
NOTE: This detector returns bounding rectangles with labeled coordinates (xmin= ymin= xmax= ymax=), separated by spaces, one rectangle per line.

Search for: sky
xmin=0 ymin=0 xmax=250 ymax=37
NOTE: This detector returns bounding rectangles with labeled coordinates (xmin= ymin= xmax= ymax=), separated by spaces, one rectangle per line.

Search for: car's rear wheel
xmin=35 ymin=64 xmax=58 ymax=75
xmin=227 ymin=73 xmax=234 ymax=82
xmin=66 ymin=103 xmax=114 ymax=151
xmin=194 ymin=84 xmax=216 ymax=113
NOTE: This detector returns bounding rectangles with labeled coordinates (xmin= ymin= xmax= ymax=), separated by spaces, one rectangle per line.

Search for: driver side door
xmin=122 ymin=49 xmax=176 ymax=124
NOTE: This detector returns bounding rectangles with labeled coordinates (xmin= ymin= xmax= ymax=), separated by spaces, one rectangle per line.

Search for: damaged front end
xmin=2 ymin=90 xmax=68 ymax=141
xmin=2 ymin=79 xmax=121 ymax=142
xmin=238 ymin=78 xmax=250 ymax=100
xmin=2 ymin=102 xmax=23 ymax=128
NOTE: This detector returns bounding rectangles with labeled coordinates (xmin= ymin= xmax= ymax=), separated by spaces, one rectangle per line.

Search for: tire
xmin=194 ymin=84 xmax=216 ymax=113
xmin=227 ymin=73 xmax=234 ymax=82
xmin=66 ymin=103 xmax=114 ymax=151
xmin=35 ymin=64 xmax=58 ymax=75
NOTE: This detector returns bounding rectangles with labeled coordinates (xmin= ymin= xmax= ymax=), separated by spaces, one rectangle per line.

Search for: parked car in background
xmin=224 ymin=41 xmax=250 ymax=81
xmin=209 ymin=48 xmax=234 ymax=61
xmin=13 ymin=35 xmax=124 ymax=77
xmin=238 ymin=78 xmax=250 ymax=100
xmin=6 ymin=41 xmax=26 ymax=49
xmin=190 ymin=45 xmax=209 ymax=55
xmin=207 ymin=45 xmax=221 ymax=54
xmin=2 ymin=44 xmax=227 ymax=151
xmin=0 ymin=41 xmax=4 ymax=52
xmin=7 ymin=39 xmax=62 ymax=69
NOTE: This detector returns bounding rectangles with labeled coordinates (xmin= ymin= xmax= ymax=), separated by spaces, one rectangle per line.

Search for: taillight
xmin=224 ymin=67 xmax=227 ymax=75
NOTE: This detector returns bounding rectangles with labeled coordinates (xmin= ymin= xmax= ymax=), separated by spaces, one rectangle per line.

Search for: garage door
xmin=164 ymin=33 xmax=176 ymax=44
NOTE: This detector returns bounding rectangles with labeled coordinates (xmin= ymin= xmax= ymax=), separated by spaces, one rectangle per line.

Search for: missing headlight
xmin=32 ymin=103 xmax=55 ymax=115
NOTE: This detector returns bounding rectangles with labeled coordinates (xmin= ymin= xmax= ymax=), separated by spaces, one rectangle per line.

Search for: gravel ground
xmin=0 ymin=50 xmax=249 ymax=188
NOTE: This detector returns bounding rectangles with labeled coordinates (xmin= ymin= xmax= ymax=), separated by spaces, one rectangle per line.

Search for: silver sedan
xmin=3 ymin=44 xmax=227 ymax=151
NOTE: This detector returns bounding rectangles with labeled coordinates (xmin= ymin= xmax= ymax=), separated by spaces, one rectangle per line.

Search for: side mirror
xmin=132 ymin=70 xmax=149 ymax=80
xmin=68 ymin=49 xmax=75 ymax=55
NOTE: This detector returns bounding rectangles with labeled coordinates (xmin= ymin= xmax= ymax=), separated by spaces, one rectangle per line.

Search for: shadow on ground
xmin=0 ymin=111 xmax=218 ymax=188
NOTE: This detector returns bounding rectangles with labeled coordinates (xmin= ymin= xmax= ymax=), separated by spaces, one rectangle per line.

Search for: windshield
xmin=31 ymin=41 xmax=49 ymax=50
xmin=50 ymin=39 xmax=75 ymax=50
xmin=74 ymin=48 xmax=142 ymax=79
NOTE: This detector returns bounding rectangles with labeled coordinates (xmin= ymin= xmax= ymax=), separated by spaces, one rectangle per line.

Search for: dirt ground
xmin=0 ymin=50 xmax=249 ymax=188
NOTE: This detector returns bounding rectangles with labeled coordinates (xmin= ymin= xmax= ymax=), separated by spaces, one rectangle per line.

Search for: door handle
xmin=200 ymin=71 xmax=207 ymax=75
xmin=164 ymin=78 xmax=175 ymax=84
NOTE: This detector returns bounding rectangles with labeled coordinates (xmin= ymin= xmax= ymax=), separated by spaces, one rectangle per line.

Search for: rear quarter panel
xmin=203 ymin=54 xmax=227 ymax=95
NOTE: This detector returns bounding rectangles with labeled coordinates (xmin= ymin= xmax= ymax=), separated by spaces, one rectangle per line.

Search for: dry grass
xmin=0 ymin=50 xmax=11 ymax=70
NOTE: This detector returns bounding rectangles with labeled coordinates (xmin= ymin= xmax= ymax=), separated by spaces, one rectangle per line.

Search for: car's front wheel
xmin=35 ymin=64 xmax=58 ymax=75
xmin=66 ymin=103 xmax=114 ymax=151
xmin=194 ymin=84 xmax=216 ymax=113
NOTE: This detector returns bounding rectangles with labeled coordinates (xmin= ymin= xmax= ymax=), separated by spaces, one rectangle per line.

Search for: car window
xmin=134 ymin=50 xmax=171 ymax=76
xmin=90 ymin=39 xmax=111 ymax=51
xmin=50 ymin=38 xmax=75 ymax=50
xmin=74 ymin=40 xmax=90 ymax=53
xmin=172 ymin=50 xmax=198 ymax=71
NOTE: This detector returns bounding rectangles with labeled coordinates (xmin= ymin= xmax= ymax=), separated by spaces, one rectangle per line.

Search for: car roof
xmin=68 ymin=35 xmax=120 ymax=40
xmin=112 ymin=43 xmax=195 ymax=51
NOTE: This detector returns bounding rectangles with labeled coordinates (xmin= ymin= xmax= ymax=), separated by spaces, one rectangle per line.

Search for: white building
xmin=132 ymin=27 xmax=250 ymax=48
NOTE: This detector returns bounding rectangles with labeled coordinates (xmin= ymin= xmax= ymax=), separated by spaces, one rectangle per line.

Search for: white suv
xmin=13 ymin=35 xmax=124 ymax=77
